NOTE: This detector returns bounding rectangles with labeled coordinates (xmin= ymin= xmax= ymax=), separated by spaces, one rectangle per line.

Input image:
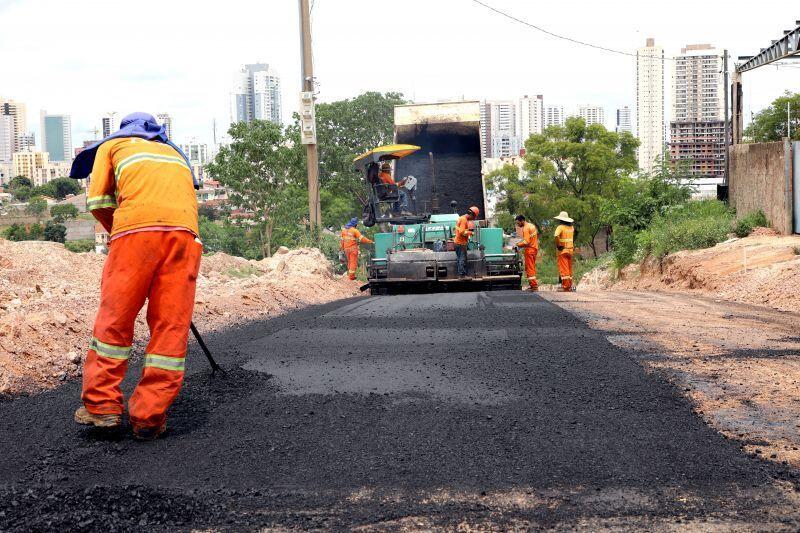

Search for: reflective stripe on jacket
xmin=517 ymin=222 xmax=538 ymax=250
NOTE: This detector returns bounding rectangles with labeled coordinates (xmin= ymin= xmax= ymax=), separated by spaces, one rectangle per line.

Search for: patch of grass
xmin=64 ymin=239 xmax=95 ymax=253
xmin=636 ymin=200 xmax=733 ymax=261
xmin=734 ymin=210 xmax=770 ymax=238
xmin=226 ymin=264 xmax=261 ymax=278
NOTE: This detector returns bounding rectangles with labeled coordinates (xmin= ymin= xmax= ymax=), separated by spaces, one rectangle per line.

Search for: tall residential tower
xmin=518 ymin=94 xmax=544 ymax=143
xmin=40 ymin=111 xmax=73 ymax=162
xmin=636 ymin=38 xmax=665 ymax=171
xmin=230 ymin=63 xmax=282 ymax=125
xmin=670 ymin=44 xmax=726 ymax=181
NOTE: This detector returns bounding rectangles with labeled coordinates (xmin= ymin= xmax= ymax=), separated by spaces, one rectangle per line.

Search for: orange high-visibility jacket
xmin=340 ymin=227 xmax=373 ymax=251
xmin=378 ymin=171 xmax=395 ymax=185
xmin=88 ymin=138 xmax=199 ymax=237
xmin=454 ymin=215 xmax=473 ymax=246
xmin=554 ymin=224 xmax=574 ymax=255
xmin=517 ymin=222 xmax=539 ymax=250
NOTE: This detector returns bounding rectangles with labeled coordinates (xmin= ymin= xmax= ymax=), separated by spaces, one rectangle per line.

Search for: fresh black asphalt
xmin=1 ymin=292 xmax=798 ymax=530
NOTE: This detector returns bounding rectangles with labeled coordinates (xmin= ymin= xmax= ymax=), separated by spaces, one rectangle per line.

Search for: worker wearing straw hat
xmin=553 ymin=211 xmax=575 ymax=291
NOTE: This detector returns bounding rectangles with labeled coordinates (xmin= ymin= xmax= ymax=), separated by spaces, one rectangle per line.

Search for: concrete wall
xmin=64 ymin=219 xmax=95 ymax=241
xmin=729 ymin=141 xmax=793 ymax=234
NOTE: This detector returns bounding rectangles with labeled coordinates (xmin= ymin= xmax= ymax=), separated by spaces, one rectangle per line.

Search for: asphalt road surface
xmin=1 ymin=292 xmax=799 ymax=531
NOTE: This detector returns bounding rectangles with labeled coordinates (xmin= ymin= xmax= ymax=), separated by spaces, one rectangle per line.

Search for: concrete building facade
xmin=483 ymin=100 xmax=519 ymax=158
xmin=0 ymin=115 xmax=13 ymax=163
xmin=230 ymin=63 xmax=282 ymax=125
xmin=156 ymin=113 xmax=173 ymax=140
xmin=616 ymin=106 xmax=633 ymax=134
xmin=40 ymin=111 xmax=73 ymax=162
xmin=0 ymin=98 xmax=27 ymax=154
xmin=636 ymin=38 xmax=666 ymax=171
xmin=12 ymin=150 xmax=48 ymax=181
xmin=670 ymin=44 xmax=726 ymax=180
xmin=578 ymin=105 xmax=605 ymax=127
xmin=101 ymin=112 xmax=118 ymax=138
xmin=518 ymin=94 xmax=544 ymax=143
xmin=545 ymin=105 xmax=566 ymax=128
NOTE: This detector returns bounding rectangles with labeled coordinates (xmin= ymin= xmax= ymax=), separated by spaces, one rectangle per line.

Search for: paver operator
xmin=340 ymin=217 xmax=373 ymax=280
xmin=515 ymin=214 xmax=539 ymax=291
xmin=68 ymin=112 xmax=201 ymax=441
xmin=553 ymin=211 xmax=575 ymax=292
xmin=454 ymin=206 xmax=480 ymax=279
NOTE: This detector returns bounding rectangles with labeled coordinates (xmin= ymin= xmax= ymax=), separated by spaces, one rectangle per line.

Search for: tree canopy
xmin=487 ymin=117 xmax=639 ymax=255
xmin=745 ymin=91 xmax=800 ymax=142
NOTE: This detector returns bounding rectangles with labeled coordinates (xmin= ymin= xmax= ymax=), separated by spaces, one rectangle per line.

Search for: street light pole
xmin=298 ymin=0 xmax=321 ymax=234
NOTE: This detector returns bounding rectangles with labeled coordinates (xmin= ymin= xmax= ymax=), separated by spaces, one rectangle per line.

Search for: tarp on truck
xmin=393 ymin=101 xmax=486 ymax=219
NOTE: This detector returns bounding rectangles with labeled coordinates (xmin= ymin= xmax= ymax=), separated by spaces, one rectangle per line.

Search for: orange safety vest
xmin=454 ymin=215 xmax=473 ymax=246
xmin=379 ymin=171 xmax=395 ymax=185
xmin=517 ymin=222 xmax=538 ymax=250
xmin=340 ymin=227 xmax=370 ymax=251
xmin=554 ymin=224 xmax=574 ymax=255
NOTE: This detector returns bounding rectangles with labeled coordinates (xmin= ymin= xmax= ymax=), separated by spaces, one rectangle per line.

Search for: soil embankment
xmin=0 ymin=240 xmax=359 ymax=396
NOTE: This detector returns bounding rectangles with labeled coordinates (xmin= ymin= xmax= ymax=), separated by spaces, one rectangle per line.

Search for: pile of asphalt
xmin=1 ymin=294 xmax=798 ymax=530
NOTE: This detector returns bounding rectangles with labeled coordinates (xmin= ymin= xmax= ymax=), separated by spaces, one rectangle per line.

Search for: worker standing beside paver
xmin=515 ymin=214 xmax=539 ymax=291
xmin=340 ymin=217 xmax=373 ymax=280
xmin=553 ymin=211 xmax=575 ymax=292
xmin=69 ymin=112 xmax=201 ymax=441
xmin=454 ymin=206 xmax=479 ymax=279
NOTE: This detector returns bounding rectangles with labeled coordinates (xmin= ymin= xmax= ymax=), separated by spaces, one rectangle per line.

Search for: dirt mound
xmin=581 ymin=234 xmax=800 ymax=311
xmin=0 ymin=240 xmax=359 ymax=396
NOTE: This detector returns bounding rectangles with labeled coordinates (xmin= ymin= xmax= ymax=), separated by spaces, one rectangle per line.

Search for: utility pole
xmin=723 ymin=50 xmax=730 ymax=185
xmin=298 ymin=0 xmax=321 ymax=234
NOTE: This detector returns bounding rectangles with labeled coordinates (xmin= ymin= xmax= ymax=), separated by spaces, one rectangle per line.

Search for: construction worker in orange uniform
xmin=340 ymin=217 xmax=373 ymax=280
xmin=553 ymin=211 xmax=575 ymax=291
xmin=454 ymin=206 xmax=479 ymax=278
xmin=68 ymin=112 xmax=202 ymax=441
xmin=515 ymin=214 xmax=539 ymax=291
xmin=378 ymin=162 xmax=395 ymax=185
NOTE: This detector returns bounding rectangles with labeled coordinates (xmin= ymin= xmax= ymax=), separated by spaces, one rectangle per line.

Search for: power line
xmin=470 ymin=0 xmax=672 ymax=60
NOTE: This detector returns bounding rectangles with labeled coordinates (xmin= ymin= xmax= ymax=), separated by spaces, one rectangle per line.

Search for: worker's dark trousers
xmin=455 ymin=244 xmax=468 ymax=276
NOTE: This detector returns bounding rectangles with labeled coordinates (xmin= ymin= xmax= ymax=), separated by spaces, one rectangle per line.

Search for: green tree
xmin=50 ymin=203 xmax=79 ymax=222
xmin=12 ymin=185 xmax=32 ymax=201
xmin=26 ymin=196 xmax=48 ymax=217
xmin=35 ymin=177 xmax=81 ymax=200
xmin=27 ymin=223 xmax=44 ymax=240
xmin=286 ymin=91 xmax=407 ymax=227
xmin=43 ymin=221 xmax=67 ymax=243
xmin=206 ymin=120 xmax=306 ymax=257
xmin=198 ymin=203 xmax=220 ymax=221
xmin=745 ymin=91 xmax=800 ymax=142
xmin=490 ymin=117 xmax=639 ymax=256
xmin=7 ymin=176 xmax=32 ymax=191
xmin=4 ymin=223 xmax=27 ymax=241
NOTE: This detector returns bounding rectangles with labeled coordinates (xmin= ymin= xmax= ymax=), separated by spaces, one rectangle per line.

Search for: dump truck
xmin=354 ymin=101 xmax=522 ymax=295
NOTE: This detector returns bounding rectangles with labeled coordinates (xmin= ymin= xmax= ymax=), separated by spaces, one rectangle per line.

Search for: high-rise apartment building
xmin=616 ymin=106 xmax=633 ymax=134
xmin=636 ymin=38 xmax=666 ymax=171
xmin=0 ymin=115 xmax=13 ymax=163
xmin=482 ymin=100 xmax=519 ymax=158
xmin=230 ymin=63 xmax=282 ymax=125
xmin=670 ymin=44 xmax=726 ymax=179
xmin=545 ymin=105 xmax=566 ymax=128
xmin=518 ymin=94 xmax=544 ymax=143
xmin=0 ymin=98 xmax=27 ymax=154
xmin=156 ymin=113 xmax=173 ymax=140
xmin=101 ymin=112 xmax=119 ymax=138
xmin=178 ymin=140 xmax=209 ymax=165
xmin=578 ymin=105 xmax=605 ymax=127
xmin=12 ymin=150 xmax=48 ymax=181
xmin=40 ymin=111 xmax=73 ymax=162
xmin=18 ymin=132 xmax=35 ymax=152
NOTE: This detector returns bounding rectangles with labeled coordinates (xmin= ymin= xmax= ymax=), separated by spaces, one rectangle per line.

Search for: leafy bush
xmin=734 ymin=210 xmax=769 ymax=238
xmin=43 ymin=221 xmax=66 ymax=243
xmin=50 ymin=203 xmax=79 ymax=222
xmin=637 ymin=200 xmax=733 ymax=260
xmin=65 ymin=240 xmax=95 ymax=253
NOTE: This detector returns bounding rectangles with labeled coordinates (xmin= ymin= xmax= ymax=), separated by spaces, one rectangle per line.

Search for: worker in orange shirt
xmin=515 ymin=214 xmax=539 ymax=291
xmin=378 ymin=162 xmax=395 ymax=185
xmin=68 ymin=112 xmax=201 ymax=441
xmin=454 ymin=206 xmax=479 ymax=278
xmin=553 ymin=211 xmax=575 ymax=291
xmin=340 ymin=217 xmax=373 ymax=280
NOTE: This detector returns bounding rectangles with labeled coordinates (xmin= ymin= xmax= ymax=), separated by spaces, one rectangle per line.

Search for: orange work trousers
xmin=81 ymin=230 xmax=202 ymax=430
xmin=345 ymin=248 xmax=359 ymax=280
xmin=557 ymin=252 xmax=573 ymax=291
xmin=521 ymin=247 xmax=538 ymax=289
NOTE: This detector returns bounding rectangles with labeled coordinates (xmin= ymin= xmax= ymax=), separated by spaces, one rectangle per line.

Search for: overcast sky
xmin=2 ymin=0 xmax=799 ymax=147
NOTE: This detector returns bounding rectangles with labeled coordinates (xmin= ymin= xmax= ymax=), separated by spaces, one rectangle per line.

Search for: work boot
xmin=529 ymin=286 xmax=538 ymax=292
xmin=132 ymin=423 xmax=167 ymax=442
xmin=74 ymin=406 xmax=122 ymax=429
